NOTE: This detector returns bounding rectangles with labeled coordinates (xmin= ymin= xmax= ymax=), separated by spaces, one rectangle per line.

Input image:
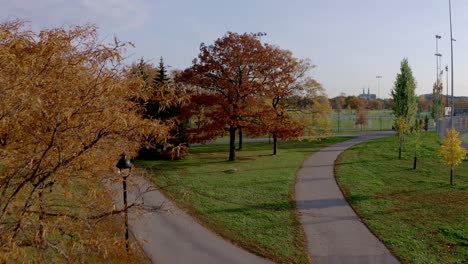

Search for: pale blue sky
xmin=2 ymin=0 xmax=468 ymax=98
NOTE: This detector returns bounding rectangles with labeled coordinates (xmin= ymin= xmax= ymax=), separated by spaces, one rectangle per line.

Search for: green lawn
xmin=335 ymin=132 xmax=467 ymax=263
xmin=136 ymin=137 xmax=352 ymax=263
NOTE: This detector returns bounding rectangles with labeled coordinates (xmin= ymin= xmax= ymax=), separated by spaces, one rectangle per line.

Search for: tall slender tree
xmin=392 ymin=58 xmax=417 ymax=126
xmin=431 ymin=80 xmax=445 ymax=119
xmin=392 ymin=58 xmax=417 ymax=158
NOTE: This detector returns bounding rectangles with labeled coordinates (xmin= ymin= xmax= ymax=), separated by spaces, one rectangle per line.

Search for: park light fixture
xmin=376 ymin=76 xmax=382 ymax=99
xmin=448 ymin=0 xmax=455 ymax=128
xmin=116 ymin=153 xmax=133 ymax=252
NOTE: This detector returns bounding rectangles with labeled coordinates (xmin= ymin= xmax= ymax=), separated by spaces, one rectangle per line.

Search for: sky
xmin=2 ymin=0 xmax=468 ymax=99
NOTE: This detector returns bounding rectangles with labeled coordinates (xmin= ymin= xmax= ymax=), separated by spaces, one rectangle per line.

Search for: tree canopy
xmin=179 ymin=32 xmax=322 ymax=160
xmin=0 ymin=20 xmax=173 ymax=261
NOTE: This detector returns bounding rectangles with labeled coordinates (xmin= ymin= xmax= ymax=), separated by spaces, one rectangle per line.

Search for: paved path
xmin=109 ymin=174 xmax=272 ymax=264
xmin=295 ymin=132 xmax=401 ymax=264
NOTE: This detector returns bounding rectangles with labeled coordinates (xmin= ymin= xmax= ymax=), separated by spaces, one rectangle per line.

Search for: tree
xmin=392 ymin=58 xmax=417 ymax=127
xmin=0 ymin=21 xmax=172 ymax=261
xmin=394 ymin=116 xmax=409 ymax=159
xmin=331 ymin=96 xmax=346 ymax=132
xmin=418 ymin=95 xmax=431 ymax=112
xmin=438 ymin=128 xmax=467 ymax=185
xmin=367 ymin=99 xmax=384 ymax=110
xmin=154 ymin=56 xmax=170 ymax=85
xmin=431 ymin=80 xmax=445 ymax=119
xmin=259 ymin=54 xmax=316 ymax=155
xmin=346 ymin=96 xmax=365 ymax=112
xmin=355 ymin=108 xmax=369 ymax=131
xmin=179 ymin=32 xmax=302 ymax=161
xmin=300 ymin=83 xmax=332 ymax=139
xmin=134 ymin=58 xmax=190 ymax=160
xmin=409 ymin=121 xmax=422 ymax=169
xmin=424 ymin=115 xmax=429 ymax=131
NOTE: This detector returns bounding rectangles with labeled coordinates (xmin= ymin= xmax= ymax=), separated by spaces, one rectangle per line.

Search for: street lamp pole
xmin=435 ymin=35 xmax=441 ymax=135
xmin=445 ymin=65 xmax=449 ymax=109
xmin=449 ymin=0 xmax=455 ymax=128
xmin=376 ymin=75 xmax=382 ymax=99
xmin=116 ymin=154 xmax=132 ymax=253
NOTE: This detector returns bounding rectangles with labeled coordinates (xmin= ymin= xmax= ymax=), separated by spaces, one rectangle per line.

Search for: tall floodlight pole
xmin=435 ymin=35 xmax=441 ymax=135
xmin=445 ymin=65 xmax=449 ymax=108
xmin=376 ymin=75 xmax=382 ymax=99
xmin=449 ymin=0 xmax=455 ymax=128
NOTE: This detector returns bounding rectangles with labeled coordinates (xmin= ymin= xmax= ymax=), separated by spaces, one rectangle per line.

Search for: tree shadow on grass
xmin=205 ymin=201 xmax=293 ymax=214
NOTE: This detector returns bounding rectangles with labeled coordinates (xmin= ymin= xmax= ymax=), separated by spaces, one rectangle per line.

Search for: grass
xmin=335 ymin=132 xmax=467 ymax=264
xmin=136 ymin=137 xmax=352 ymax=263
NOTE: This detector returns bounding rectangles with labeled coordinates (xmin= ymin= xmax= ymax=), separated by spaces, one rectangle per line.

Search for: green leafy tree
xmin=438 ymin=128 xmax=467 ymax=185
xmin=431 ymin=80 xmax=445 ymax=119
xmin=392 ymin=58 xmax=417 ymax=127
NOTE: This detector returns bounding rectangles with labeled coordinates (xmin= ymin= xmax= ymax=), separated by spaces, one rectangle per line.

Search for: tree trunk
xmin=413 ymin=155 xmax=417 ymax=169
xmin=398 ymin=139 xmax=402 ymax=159
xmin=229 ymin=126 xmax=236 ymax=161
xmin=450 ymin=166 xmax=453 ymax=185
xmin=238 ymin=127 xmax=243 ymax=150
xmin=273 ymin=135 xmax=278 ymax=155
xmin=337 ymin=112 xmax=340 ymax=132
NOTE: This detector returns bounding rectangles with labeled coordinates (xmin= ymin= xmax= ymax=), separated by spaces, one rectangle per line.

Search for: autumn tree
xmin=331 ymin=96 xmax=345 ymax=132
xmin=179 ymin=32 xmax=301 ymax=161
xmin=418 ymin=95 xmax=431 ymax=112
xmin=0 ymin=21 xmax=173 ymax=261
xmin=258 ymin=52 xmax=316 ymax=155
xmin=367 ymin=99 xmax=384 ymax=110
xmin=346 ymin=96 xmax=365 ymax=112
xmin=134 ymin=58 xmax=190 ymax=160
xmin=439 ymin=128 xmax=467 ymax=185
xmin=355 ymin=108 xmax=369 ymax=130
xmin=392 ymin=58 xmax=417 ymax=127
xmin=299 ymin=81 xmax=332 ymax=139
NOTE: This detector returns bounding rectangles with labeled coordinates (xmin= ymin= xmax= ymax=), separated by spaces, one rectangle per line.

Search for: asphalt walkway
xmin=110 ymin=174 xmax=272 ymax=264
xmin=295 ymin=132 xmax=400 ymax=264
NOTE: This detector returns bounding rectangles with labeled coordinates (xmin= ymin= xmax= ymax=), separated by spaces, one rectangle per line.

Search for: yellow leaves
xmin=394 ymin=116 xmax=409 ymax=137
xmin=438 ymin=128 xmax=467 ymax=167
xmin=0 ymin=20 xmax=176 ymax=261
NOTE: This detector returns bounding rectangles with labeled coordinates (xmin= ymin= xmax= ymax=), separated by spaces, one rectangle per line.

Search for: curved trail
xmin=295 ymin=132 xmax=400 ymax=264
xmin=110 ymin=174 xmax=272 ymax=264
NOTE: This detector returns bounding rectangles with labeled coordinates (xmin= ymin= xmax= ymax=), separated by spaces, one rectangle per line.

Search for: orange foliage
xmin=0 ymin=20 xmax=171 ymax=262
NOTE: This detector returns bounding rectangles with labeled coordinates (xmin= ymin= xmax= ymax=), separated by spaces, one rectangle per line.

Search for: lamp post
xmin=435 ymin=35 xmax=442 ymax=135
xmin=445 ymin=65 xmax=449 ymax=108
xmin=448 ymin=0 xmax=455 ymax=128
xmin=376 ymin=76 xmax=382 ymax=99
xmin=116 ymin=153 xmax=132 ymax=252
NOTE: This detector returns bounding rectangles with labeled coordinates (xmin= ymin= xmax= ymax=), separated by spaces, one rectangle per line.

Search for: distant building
xmin=358 ymin=88 xmax=376 ymax=100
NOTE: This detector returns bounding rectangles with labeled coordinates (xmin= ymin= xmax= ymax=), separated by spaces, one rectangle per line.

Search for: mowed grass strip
xmin=335 ymin=132 xmax=468 ymax=264
xmin=136 ymin=137 xmax=352 ymax=263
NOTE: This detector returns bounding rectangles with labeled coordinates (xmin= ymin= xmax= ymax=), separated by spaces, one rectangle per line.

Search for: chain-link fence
xmin=438 ymin=116 xmax=468 ymax=143
xmin=330 ymin=111 xmax=437 ymax=133
xmin=330 ymin=112 xmax=394 ymax=132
